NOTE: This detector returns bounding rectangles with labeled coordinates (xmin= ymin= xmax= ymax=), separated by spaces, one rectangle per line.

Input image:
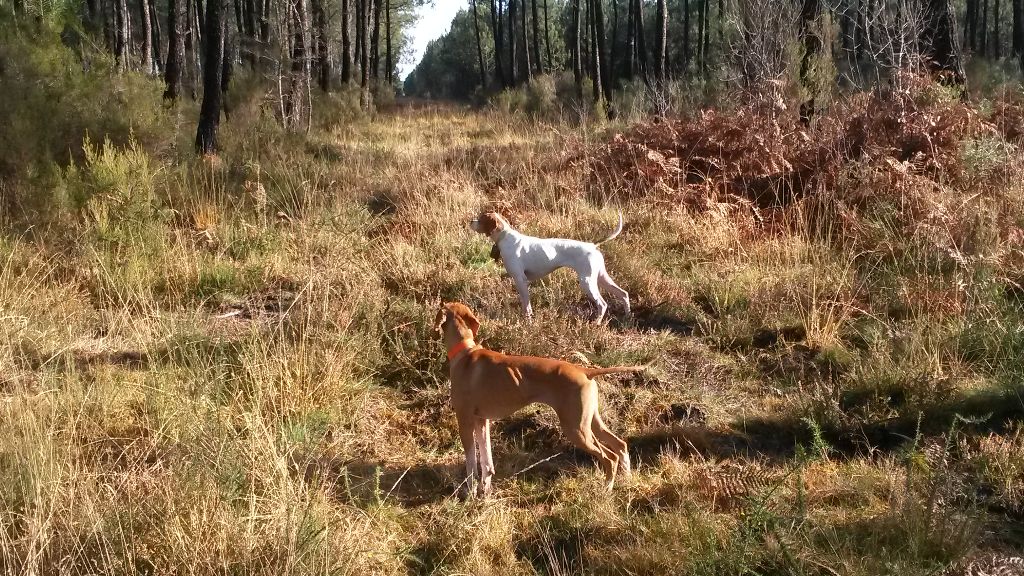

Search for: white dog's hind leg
xmin=598 ymin=270 xmax=631 ymax=317
xmin=580 ymin=274 xmax=608 ymax=323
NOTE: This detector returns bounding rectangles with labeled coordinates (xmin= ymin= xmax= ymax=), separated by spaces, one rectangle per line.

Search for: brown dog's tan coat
xmin=435 ymin=302 xmax=642 ymax=496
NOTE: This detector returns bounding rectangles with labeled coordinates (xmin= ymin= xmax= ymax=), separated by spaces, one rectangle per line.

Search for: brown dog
xmin=434 ymin=301 xmax=642 ymax=496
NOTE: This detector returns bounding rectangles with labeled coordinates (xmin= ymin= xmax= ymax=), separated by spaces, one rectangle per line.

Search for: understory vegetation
xmin=3 ymin=27 xmax=1024 ymax=576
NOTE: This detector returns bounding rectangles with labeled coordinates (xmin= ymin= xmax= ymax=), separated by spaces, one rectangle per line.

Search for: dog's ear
xmin=432 ymin=305 xmax=448 ymax=335
xmin=453 ymin=305 xmax=480 ymax=339
xmin=477 ymin=212 xmax=499 ymax=235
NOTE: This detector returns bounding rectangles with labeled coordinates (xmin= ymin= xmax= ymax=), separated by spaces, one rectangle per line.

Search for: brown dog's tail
xmin=582 ymin=364 xmax=646 ymax=378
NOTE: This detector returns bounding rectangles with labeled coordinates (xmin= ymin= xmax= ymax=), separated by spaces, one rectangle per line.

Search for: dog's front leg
xmin=510 ymin=271 xmax=533 ymax=319
xmin=457 ymin=418 xmax=478 ymax=498
xmin=473 ymin=419 xmax=495 ymax=496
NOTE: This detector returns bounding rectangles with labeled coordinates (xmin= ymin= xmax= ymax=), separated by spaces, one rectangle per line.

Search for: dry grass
xmin=2 ymin=66 xmax=1024 ymax=574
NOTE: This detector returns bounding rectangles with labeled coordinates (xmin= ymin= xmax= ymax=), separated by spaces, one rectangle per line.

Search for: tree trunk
xmin=355 ymin=0 xmax=364 ymax=82
xmin=360 ymin=0 xmax=373 ymax=109
xmin=921 ymin=0 xmax=967 ymax=87
xmin=489 ymin=0 xmax=507 ymax=86
xmin=626 ymin=0 xmax=634 ymax=76
xmin=965 ymin=0 xmax=976 ymax=52
xmin=521 ymin=0 xmax=532 ymax=79
xmin=196 ymin=0 xmax=225 ymax=153
xmin=1012 ymin=0 xmax=1023 ymax=57
xmin=141 ymin=0 xmax=154 ymax=73
xmin=286 ymin=0 xmax=311 ymax=125
xmin=701 ymin=0 xmax=709 ymax=73
xmin=164 ymin=0 xmax=185 ymax=99
xmin=981 ymin=0 xmax=989 ymax=56
xmin=543 ymin=0 xmax=552 ymax=70
xmin=259 ymin=0 xmax=270 ymax=42
xmin=385 ymin=0 xmax=392 ymax=85
xmin=655 ymin=0 xmax=667 ymax=82
xmin=150 ymin=0 xmax=163 ymax=70
xmin=472 ymin=0 xmax=487 ymax=88
xmin=572 ymin=0 xmax=582 ymax=98
xmin=682 ymin=0 xmax=690 ymax=71
xmin=994 ymin=0 xmax=1002 ymax=57
xmin=798 ymin=0 xmax=822 ymax=124
xmin=221 ymin=0 xmax=234 ymax=118
xmin=508 ymin=0 xmax=518 ymax=84
xmin=632 ymin=0 xmax=646 ymax=78
xmin=372 ymin=0 xmax=380 ymax=80
xmin=594 ymin=0 xmax=610 ymax=102
xmin=531 ymin=0 xmax=542 ymax=73
xmin=342 ymin=0 xmax=353 ymax=83
xmin=314 ymin=0 xmax=330 ymax=90
xmin=115 ymin=0 xmax=129 ymax=71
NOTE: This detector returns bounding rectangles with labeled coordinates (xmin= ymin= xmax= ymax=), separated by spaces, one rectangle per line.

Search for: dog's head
xmin=469 ymin=211 xmax=508 ymax=238
xmin=433 ymin=301 xmax=480 ymax=341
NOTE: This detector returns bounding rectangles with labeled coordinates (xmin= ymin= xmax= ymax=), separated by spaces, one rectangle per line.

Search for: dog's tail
xmin=582 ymin=364 xmax=646 ymax=378
xmin=595 ymin=211 xmax=624 ymax=246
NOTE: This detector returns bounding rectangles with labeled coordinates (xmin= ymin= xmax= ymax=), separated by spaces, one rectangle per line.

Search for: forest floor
xmin=3 ymin=80 xmax=1024 ymax=575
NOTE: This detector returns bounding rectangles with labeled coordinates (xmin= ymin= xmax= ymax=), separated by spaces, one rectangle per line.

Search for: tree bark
xmin=655 ymin=0 xmax=667 ymax=82
xmin=981 ymin=0 xmax=989 ymax=56
xmin=371 ymin=0 xmax=381 ymax=80
xmin=196 ymin=0 xmax=225 ymax=153
xmin=141 ymin=0 xmax=154 ymax=73
xmin=921 ymin=0 xmax=967 ymax=87
xmin=508 ymin=0 xmax=518 ymax=84
xmin=259 ymin=0 xmax=270 ymax=42
xmin=360 ymin=0 xmax=373 ymax=109
xmin=632 ymin=0 xmax=646 ymax=78
xmin=312 ymin=0 xmax=330 ymax=90
xmin=701 ymin=0 xmax=709 ymax=73
xmin=595 ymin=0 xmax=610 ymax=102
xmin=521 ymin=0 xmax=532 ymax=79
xmin=531 ymin=0 xmax=542 ymax=74
xmin=221 ymin=0 xmax=234 ymax=118
xmin=115 ymin=0 xmax=129 ymax=71
xmin=798 ymin=0 xmax=822 ymax=124
xmin=572 ymin=0 xmax=582 ymax=98
xmin=472 ymin=0 xmax=487 ymax=88
xmin=994 ymin=0 xmax=1002 ymax=57
xmin=1013 ymin=0 xmax=1024 ymax=57
xmin=543 ymin=0 xmax=552 ymax=70
xmin=342 ymin=0 xmax=353 ymax=83
xmin=489 ymin=0 xmax=507 ymax=86
xmin=682 ymin=0 xmax=690 ymax=71
xmin=355 ymin=0 xmax=364 ymax=82
xmin=150 ymin=0 xmax=163 ymax=70
xmin=385 ymin=0 xmax=392 ymax=85
xmin=164 ymin=0 xmax=185 ymax=99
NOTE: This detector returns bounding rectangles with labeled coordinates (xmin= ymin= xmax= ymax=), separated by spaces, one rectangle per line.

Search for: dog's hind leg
xmin=473 ymin=419 xmax=495 ymax=497
xmin=598 ymin=271 xmax=630 ymax=317
xmin=457 ymin=418 xmax=479 ymax=497
xmin=580 ymin=274 xmax=609 ymax=323
xmin=591 ymin=411 xmax=630 ymax=477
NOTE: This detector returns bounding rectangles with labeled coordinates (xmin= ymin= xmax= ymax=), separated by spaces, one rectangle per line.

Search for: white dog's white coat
xmin=471 ymin=212 xmax=631 ymax=322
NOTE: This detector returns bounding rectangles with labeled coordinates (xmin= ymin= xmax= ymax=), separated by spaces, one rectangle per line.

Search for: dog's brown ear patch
xmin=477 ymin=212 xmax=499 ymax=235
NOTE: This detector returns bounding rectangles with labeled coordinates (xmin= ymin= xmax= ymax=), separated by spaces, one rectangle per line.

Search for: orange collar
xmin=447 ymin=339 xmax=477 ymax=361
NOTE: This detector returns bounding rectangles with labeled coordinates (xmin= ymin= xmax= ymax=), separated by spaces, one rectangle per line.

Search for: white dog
xmin=470 ymin=211 xmax=631 ymax=322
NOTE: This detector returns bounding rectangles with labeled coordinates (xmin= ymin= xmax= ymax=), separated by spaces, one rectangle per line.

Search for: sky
xmin=399 ymin=0 xmax=468 ymax=80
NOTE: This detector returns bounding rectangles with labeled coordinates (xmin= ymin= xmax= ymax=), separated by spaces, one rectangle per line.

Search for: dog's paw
xmin=489 ymin=244 xmax=502 ymax=262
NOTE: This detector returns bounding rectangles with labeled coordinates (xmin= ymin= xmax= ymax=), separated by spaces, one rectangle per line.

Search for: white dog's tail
xmin=595 ymin=211 xmax=624 ymax=246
